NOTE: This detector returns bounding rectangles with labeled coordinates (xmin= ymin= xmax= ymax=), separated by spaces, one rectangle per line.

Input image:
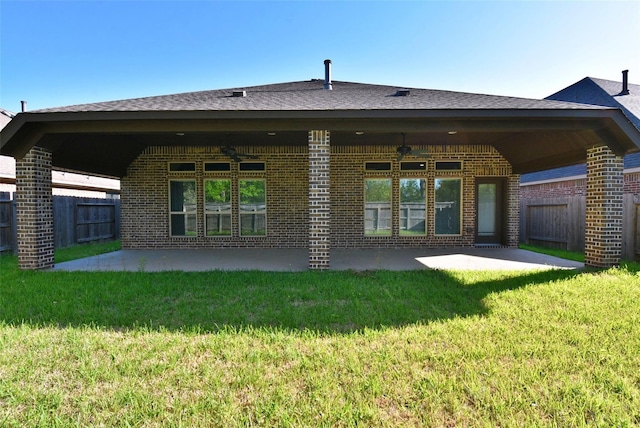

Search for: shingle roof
xmin=546 ymin=77 xmax=640 ymax=129
xmin=520 ymin=152 xmax=640 ymax=183
xmin=521 ymin=74 xmax=640 ymax=183
xmin=0 ymin=108 xmax=14 ymax=130
xmin=32 ymin=80 xmax=603 ymax=114
xmin=4 ymin=78 xmax=639 ymax=178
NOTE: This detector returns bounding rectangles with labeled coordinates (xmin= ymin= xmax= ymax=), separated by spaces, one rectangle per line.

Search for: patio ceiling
xmin=2 ymin=108 xmax=639 ymax=177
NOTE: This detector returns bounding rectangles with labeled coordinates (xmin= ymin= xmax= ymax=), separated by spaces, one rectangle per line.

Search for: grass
xmin=519 ymin=243 xmax=585 ymax=262
xmin=1 ymin=246 xmax=639 ymax=426
xmin=54 ymin=240 xmax=122 ymax=263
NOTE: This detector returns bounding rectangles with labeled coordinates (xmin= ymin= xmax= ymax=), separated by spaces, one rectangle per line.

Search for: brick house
xmin=2 ymin=61 xmax=639 ymax=270
xmin=521 ymin=71 xmax=640 ymax=260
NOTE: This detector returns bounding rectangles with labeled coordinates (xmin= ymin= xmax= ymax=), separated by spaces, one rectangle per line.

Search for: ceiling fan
xmin=220 ymin=146 xmax=259 ymax=162
xmin=396 ymin=133 xmax=430 ymax=161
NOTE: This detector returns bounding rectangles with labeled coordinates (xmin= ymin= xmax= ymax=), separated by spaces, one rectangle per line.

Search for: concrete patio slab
xmin=51 ymin=248 xmax=584 ymax=272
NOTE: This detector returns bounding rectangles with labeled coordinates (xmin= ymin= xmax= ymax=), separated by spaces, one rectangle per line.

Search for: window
xmin=434 ymin=178 xmax=462 ymax=235
xmin=204 ymin=179 xmax=231 ymax=236
xmin=239 ymin=162 xmax=266 ymax=171
xmin=400 ymin=178 xmax=426 ymax=235
xmin=169 ymin=180 xmax=197 ymax=236
xmin=435 ymin=161 xmax=462 ymax=171
xmin=239 ymin=179 xmax=266 ymax=236
xmin=364 ymin=178 xmax=392 ymax=235
xmin=204 ymin=162 xmax=231 ymax=172
xmin=400 ymin=161 xmax=427 ymax=171
xmin=365 ymin=162 xmax=392 ymax=171
xmin=169 ymin=162 xmax=196 ymax=172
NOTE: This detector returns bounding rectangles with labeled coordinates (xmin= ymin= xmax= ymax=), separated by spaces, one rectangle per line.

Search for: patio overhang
xmin=2 ymin=108 xmax=639 ymax=177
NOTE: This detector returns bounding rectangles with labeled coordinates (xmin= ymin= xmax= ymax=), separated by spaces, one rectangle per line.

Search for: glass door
xmin=476 ymin=179 xmax=504 ymax=245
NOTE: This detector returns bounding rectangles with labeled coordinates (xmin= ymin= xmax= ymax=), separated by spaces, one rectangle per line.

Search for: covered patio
xmin=2 ymin=61 xmax=640 ymax=271
xmin=51 ymin=247 xmax=584 ymax=272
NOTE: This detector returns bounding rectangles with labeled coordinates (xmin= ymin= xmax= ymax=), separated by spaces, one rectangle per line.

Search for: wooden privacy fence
xmin=0 ymin=193 xmax=15 ymax=252
xmin=0 ymin=193 xmax=120 ymax=252
xmin=520 ymin=195 xmax=639 ymax=261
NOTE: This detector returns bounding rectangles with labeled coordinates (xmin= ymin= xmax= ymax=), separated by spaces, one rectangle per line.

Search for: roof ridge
xmin=588 ymin=76 xmax=640 ymax=88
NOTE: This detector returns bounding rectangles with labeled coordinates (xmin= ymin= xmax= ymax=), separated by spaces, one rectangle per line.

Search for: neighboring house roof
xmin=547 ymin=76 xmax=640 ymax=130
xmin=0 ymin=108 xmax=15 ymax=129
xmin=0 ymin=106 xmax=119 ymax=193
xmin=520 ymin=153 xmax=640 ymax=184
xmin=2 ymin=78 xmax=640 ymax=177
xmin=522 ymin=73 xmax=640 ymax=184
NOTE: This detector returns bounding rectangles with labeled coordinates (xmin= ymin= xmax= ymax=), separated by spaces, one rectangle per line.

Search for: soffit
xmin=26 ymin=114 xmax=635 ymax=177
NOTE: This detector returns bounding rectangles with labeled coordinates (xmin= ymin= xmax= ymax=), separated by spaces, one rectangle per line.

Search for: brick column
xmin=16 ymin=146 xmax=54 ymax=270
xmin=308 ymin=130 xmax=330 ymax=270
xmin=585 ymin=145 xmax=623 ymax=267
xmin=507 ymin=173 xmax=520 ymax=247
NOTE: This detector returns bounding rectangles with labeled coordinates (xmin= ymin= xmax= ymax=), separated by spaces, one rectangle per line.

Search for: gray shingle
xmin=32 ymin=80 xmax=603 ymax=114
xmin=522 ymin=74 xmax=640 ymax=182
xmin=547 ymin=77 xmax=640 ymax=129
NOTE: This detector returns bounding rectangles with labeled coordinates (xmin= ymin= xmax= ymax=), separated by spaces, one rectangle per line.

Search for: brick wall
xmin=121 ymin=144 xmax=515 ymax=250
xmin=584 ymin=146 xmax=623 ymax=267
xmin=520 ymin=178 xmax=587 ymax=199
xmin=308 ymin=130 xmax=330 ymax=269
xmin=122 ymin=145 xmax=308 ymax=249
xmin=624 ymin=171 xmax=640 ymax=194
xmin=507 ymin=174 xmax=521 ymax=247
xmin=15 ymin=146 xmax=54 ymax=269
xmin=521 ymin=170 xmax=640 ymax=199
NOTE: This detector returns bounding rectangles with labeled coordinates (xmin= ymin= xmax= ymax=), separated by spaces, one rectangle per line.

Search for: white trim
xmin=520 ymin=174 xmax=586 ymax=187
xmin=626 ymin=166 xmax=640 ymax=175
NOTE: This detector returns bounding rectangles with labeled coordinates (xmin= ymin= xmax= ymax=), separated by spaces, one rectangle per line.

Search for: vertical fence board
xmin=636 ymin=204 xmax=640 ymax=260
xmin=621 ymin=194 xmax=637 ymax=260
xmin=567 ymin=195 xmax=585 ymax=252
xmin=0 ymin=192 xmax=13 ymax=252
xmin=0 ymin=194 xmax=120 ymax=253
xmin=521 ymin=194 xmax=638 ymax=260
xmin=524 ymin=198 xmax=569 ymax=249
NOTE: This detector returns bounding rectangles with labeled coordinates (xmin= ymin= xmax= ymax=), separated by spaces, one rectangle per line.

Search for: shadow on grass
xmin=0 ymin=254 xmax=595 ymax=334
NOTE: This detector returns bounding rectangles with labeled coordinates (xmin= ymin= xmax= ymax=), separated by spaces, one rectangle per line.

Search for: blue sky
xmin=1 ymin=0 xmax=639 ymax=111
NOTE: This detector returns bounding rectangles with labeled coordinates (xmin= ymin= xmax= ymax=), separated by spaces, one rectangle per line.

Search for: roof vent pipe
xmin=323 ymin=59 xmax=332 ymax=90
xmin=21 ymin=100 xmax=27 ymax=112
xmin=621 ymin=70 xmax=630 ymax=95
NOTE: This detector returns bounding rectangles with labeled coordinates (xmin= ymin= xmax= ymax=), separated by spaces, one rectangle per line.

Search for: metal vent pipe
xmin=621 ymin=70 xmax=630 ymax=95
xmin=324 ymin=59 xmax=332 ymax=90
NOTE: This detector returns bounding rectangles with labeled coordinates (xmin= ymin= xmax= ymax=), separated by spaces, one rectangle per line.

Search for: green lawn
xmin=519 ymin=243 xmax=585 ymax=263
xmin=1 ymin=244 xmax=639 ymax=426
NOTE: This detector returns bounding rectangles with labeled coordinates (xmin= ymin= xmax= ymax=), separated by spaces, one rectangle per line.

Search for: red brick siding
xmin=520 ymin=178 xmax=587 ymax=199
xmin=624 ymin=171 xmax=640 ymax=195
xmin=521 ymin=170 xmax=640 ymax=199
